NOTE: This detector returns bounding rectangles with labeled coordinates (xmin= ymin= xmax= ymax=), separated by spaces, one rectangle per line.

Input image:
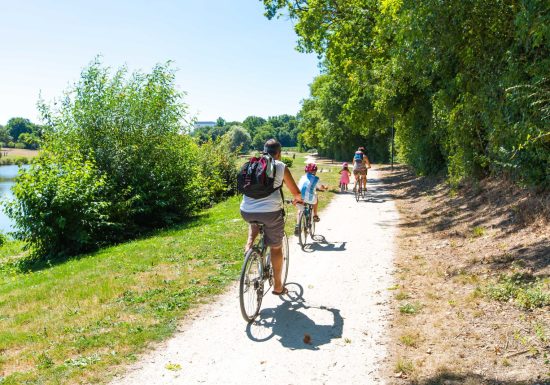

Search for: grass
xmin=0 ymin=148 xmax=38 ymax=165
xmin=471 ymin=225 xmax=486 ymax=238
xmin=0 ymin=196 xmax=248 ymax=384
xmin=484 ymin=273 xmax=550 ymax=310
xmin=395 ymin=358 xmax=415 ymax=375
xmin=0 ymin=151 xmax=341 ymax=384
xmin=399 ymin=302 xmax=423 ymax=315
xmin=395 ymin=291 xmax=410 ymax=300
xmin=399 ymin=334 xmax=419 ymax=348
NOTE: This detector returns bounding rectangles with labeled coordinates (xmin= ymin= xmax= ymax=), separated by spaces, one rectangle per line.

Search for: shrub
xmin=485 ymin=273 xmax=549 ymax=310
xmin=5 ymin=59 xmax=235 ymax=259
xmin=281 ymin=156 xmax=293 ymax=168
xmin=14 ymin=142 xmax=26 ymax=149
xmin=197 ymin=138 xmax=238 ymax=205
xmin=224 ymin=126 xmax=251 ymax=153
xmin=5 ymin=152 xmax=112 ymax=257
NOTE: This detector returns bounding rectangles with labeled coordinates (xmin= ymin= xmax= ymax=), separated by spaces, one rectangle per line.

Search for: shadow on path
xmin=246 ymin=283 xmax=344 ymax=351
xmin=303 ymin=234 xmax=347 ymax=253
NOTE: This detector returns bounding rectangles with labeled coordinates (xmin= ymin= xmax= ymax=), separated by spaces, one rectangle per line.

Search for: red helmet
xmin=305 ymin=163 xmax=318 ymax=173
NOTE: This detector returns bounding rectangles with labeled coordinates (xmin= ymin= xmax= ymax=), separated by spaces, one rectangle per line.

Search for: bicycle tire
xmin=298 ymin=210 xmax=308 ymax=248
xmin=355 ymin=183 xmax=360 ymax=202
xmin=281 ymin=234 xmax=289 ymax=286
xmin=239 ymin=248 xmax=264 ymax=322
xmin=310 ymin=210 xmax=316 ymax=237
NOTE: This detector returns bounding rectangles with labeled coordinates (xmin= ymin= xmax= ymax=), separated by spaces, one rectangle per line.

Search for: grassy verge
xmin=0 ymin=152 xmax=341 ymax=384
xmin=0 ymin=148 xmax=39 ymax=165
xmin=0 ymin=196 xmax=248 ymax=384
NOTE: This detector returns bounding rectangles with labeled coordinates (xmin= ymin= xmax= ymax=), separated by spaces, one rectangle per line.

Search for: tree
xmin=242 ymin=116 xmax=267 ymax=137
xmin=6 ymin=117 xmax=34 ymax=141
xmin=262 ymin=0 xmax=550 ymax=187
xmin=252 ymin=127 xmax=276 ymax=151
xmin=0 ymin=124 xmax=12 ymax=144
xmin=8 ymin=59 xmax=216 ymax=258
xmin=18 ymin=133 xmax=41 ymax=150
xmin=216 ymin=117 xmax=226 ymax=127
xmin=224 ymin=125 xmax=252 ymax=153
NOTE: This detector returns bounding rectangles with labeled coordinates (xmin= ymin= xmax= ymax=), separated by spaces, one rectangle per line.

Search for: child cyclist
xmin=338 ymin=162 xmax=351 ymax=191
xmin=295 ymin=163 xmax=328 ymax=235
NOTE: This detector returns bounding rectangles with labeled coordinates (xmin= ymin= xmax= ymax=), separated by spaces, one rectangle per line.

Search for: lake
xmin=0 ymin=164 xmax=29 ymax=233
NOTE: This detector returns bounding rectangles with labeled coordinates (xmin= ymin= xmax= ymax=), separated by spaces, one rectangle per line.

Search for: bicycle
xmin=239 ymin=207 xmax=290 ymax=323
xmin=353 ymin=174 xmax=366 ymax=202
xmin=297 ymin=202 xmax=315 ymax=249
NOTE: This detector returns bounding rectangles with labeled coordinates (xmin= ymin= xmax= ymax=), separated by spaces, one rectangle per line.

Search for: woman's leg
xmin=270 ymin=244 xmax=284 ymax=292
xmin=245 ymin=224 xmax=259 ymax=252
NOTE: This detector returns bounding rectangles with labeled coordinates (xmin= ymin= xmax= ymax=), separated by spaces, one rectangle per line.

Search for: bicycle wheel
xmin=354 ymin=183 xmax=360 ymax=202
xmin=239 ymin=248 xmax=264 ymax=322
xmin=309 ymin=210 xmax=316 ymax=237
xmin=281 ymin=234 xmax=289 ymax=286
xmin=298 ymin=210 xmax=308 ymax=248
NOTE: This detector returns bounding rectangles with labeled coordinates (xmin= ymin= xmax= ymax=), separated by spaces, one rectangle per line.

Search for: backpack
xmin=237 ymin=154 xmax=281 ymax=199
xmin=354 ymin=151 xmax=364 ymax=163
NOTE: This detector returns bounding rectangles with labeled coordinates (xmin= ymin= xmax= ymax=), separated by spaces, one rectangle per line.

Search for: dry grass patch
xmin=378 ymin=165 xmax=550 ymax=384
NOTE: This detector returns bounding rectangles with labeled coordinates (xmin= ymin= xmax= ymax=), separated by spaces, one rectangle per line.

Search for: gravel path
xmin=111 ymin=169 xmax=398 ymax=385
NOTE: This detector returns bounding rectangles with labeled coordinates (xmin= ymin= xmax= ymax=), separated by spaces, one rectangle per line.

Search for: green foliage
xmin=264 ymin=0 xmax=550 ymax=188
xmin=6 ymin=117 xmax=34 ymax=141
xmin=223 ymin=125 xmax=251 ymax=153
xmin=196 ymin=115 xmax=300 ymax=150
xmin=242 ymin=116 xmax=266 ymax=137
xmin=485 ymin=273 xmax=549 ymax=310
xmin=196 ymin=138 xmax=238 ymax=204
xmin=216 ymin=117 xmax=226 ymax=127
xmin=5 ymin=152 xmax=111 ymax=257
xmin=17 ymin=132 xmax=40 ymax=150
xmin=6 ymin=59 xmax=237 ymax=259
xmin=399 ymin=302 xmax=422 ymax=315
xmin=281 ymin=156 xmax=293 ymax=168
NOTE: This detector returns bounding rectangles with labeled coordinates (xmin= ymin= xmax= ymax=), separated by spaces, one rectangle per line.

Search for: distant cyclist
xmin=352 ymin=147 xmax=371 ymax=191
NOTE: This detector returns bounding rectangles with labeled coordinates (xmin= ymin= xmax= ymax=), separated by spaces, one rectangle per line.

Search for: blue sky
xmin=0 ymin=0 xmax=319 ymax=125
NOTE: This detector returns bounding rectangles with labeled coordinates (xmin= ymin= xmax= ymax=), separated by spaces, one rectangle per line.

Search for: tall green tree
xmin=263 ymin=0 xmax=550 ymax=187
xmin=6 ymin=117 xmax=35 ymax=141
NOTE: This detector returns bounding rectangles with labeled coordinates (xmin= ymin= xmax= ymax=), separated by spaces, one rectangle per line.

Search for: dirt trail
xmin=111 ymin=169 xmax=398 ymax=385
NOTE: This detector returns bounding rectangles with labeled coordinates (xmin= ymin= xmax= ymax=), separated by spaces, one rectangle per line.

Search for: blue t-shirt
xmin=298 ymin=173 xmax=320 ymax=204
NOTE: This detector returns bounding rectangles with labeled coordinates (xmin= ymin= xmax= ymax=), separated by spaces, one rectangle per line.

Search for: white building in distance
xmin=194 ymin=121 xmax=216 ymax=129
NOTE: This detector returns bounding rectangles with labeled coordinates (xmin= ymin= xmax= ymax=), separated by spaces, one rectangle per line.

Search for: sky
xmin=0 ymin=0 xmax=319 ymax=125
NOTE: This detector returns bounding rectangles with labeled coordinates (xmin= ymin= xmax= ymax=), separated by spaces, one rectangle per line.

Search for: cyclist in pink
xmin=339 ymin=162 xmax=351 ymax=191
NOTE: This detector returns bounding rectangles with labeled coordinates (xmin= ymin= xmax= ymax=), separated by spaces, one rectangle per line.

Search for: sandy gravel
xmin=111 ymin=169 xmax=398 ymax=385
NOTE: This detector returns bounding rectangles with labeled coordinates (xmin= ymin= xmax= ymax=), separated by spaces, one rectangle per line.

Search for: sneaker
xmin=294 ymin=224 xmax=300 ymax=236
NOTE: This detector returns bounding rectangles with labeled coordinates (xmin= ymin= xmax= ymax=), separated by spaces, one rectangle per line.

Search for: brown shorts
xmin=240 ymin=210 xmax=285 ymax=247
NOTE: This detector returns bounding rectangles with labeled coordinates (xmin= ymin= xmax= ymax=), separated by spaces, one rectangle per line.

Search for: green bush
xmin=485 ymin=273 xmax=550 ymax=310
xmin=197 ymin=138 xmax=238 ymax=205
xmin=5 ymin=59 xmax=237 ymax=259
xmin=5 ymin=152 xmax=112 ymax=257
xmin=281 ymin=156 xmax=293 ymax=168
